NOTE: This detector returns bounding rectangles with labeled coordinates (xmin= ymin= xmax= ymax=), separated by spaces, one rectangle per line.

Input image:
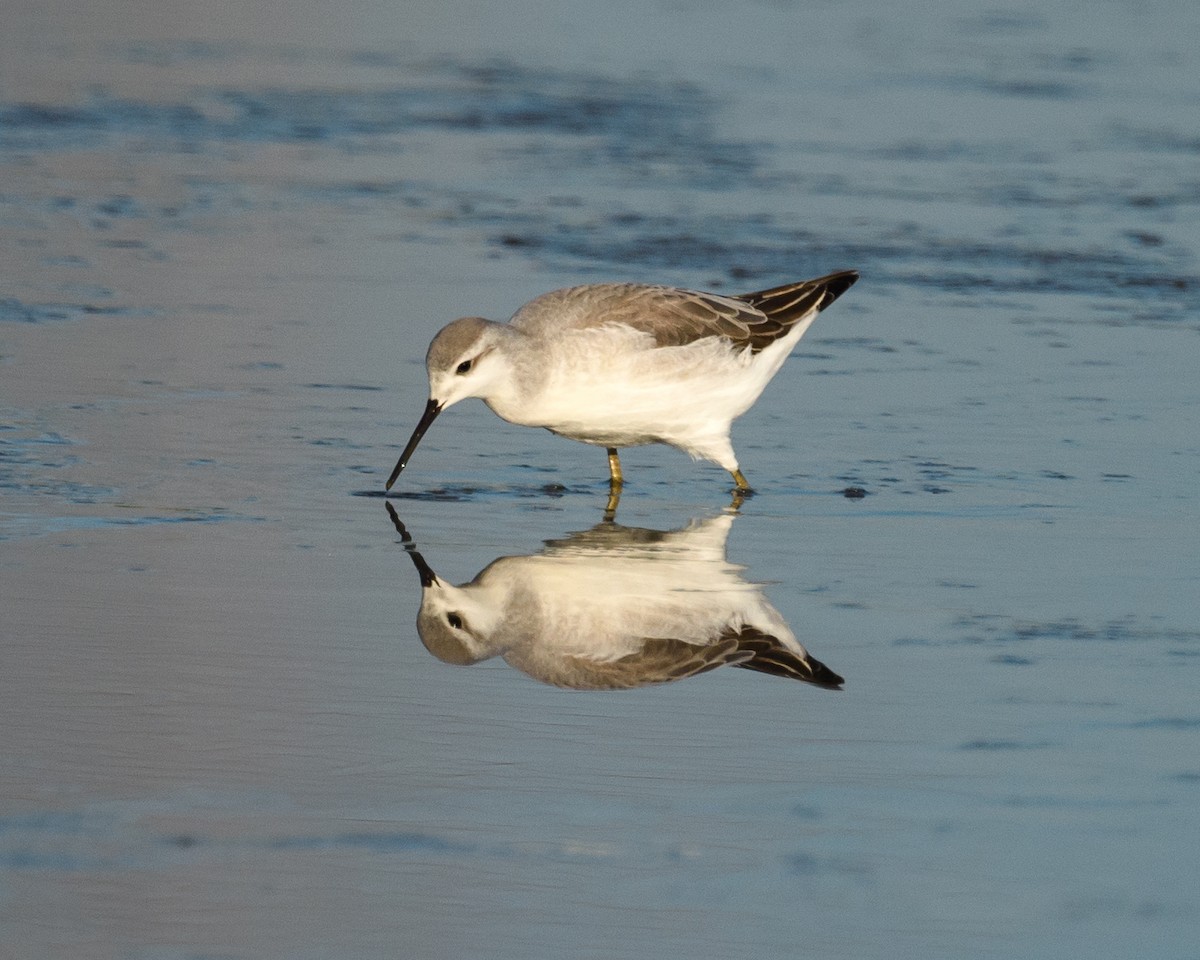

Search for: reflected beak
xmin=384 ymin=501 xmax=438 ymax=586
xmin=407 ymin=547 xmax=439 ymax=588
xmin=385 ymin=397 xmax=443 ymax=490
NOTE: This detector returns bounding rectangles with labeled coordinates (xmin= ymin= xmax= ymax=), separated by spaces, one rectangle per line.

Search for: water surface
xmin=2 ymin=1 xmax=1198 ymax=958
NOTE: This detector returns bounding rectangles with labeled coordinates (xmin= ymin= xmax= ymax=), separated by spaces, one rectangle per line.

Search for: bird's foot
xmin=727 ymin=469 xmax=755 ymax=512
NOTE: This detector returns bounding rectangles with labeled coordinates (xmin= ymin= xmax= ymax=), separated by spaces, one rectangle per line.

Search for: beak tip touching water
xmin=383 ymin=461 xmax=403 ymax=491
xmin=384 ymin=397 xmax=443 ymax=492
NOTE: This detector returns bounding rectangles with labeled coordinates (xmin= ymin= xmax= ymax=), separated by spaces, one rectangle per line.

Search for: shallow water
xmin=2 ymin=1 xmax=1199 ymax=958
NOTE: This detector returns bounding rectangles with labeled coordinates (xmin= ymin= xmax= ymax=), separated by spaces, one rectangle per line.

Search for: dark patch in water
xmin=266 ymin=830 xmax=475 ymax=855
xmin=782 ymin=851 xmax=872 ymax=879
xmin=357 ymin=482 xmax=587 ymax=502
xmin=309 ymin=437 xmax=370 ymax=450
xmin=0 ymin=811 xmax=91 ymax=835
xmin=0 ymin=809 xmax=116 ymax=871
xmin=165 ymin=833 xmax=200 ymax=849
xmin=0 ymin=421 xmax=115 ymax=516
xmin=1125 ymin=717 xmax=1200 ymax=731
xmin=0 ymin=297 xmax=154 ymax=325
xmin=358 ymin=487 xmax=475 ymax=502
xmin=974 ymin=79 xmax=1082 ymax=100
xmin=954 ymin=614 xmax=1200 ymax=649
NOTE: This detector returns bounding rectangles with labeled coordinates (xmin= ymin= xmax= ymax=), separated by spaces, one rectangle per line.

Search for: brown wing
xmin=728 ymin=625 xmax=845 ymax=689
xmin=511 ymin=270 xmax=857 ymax=355
xmin=528 ymin=635 xmax=754 ymax=691
xmin=736 ymin=269 xmax=860 ymax=351
xmin=648 ymin=269 xmax=858 ymax=353
xmin=513 ymin=626 xmax=842 ymax=691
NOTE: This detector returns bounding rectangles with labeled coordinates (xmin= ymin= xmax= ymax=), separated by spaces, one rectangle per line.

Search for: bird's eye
xmin=447 ymin=612 xmax=464 ymax=630
xmin=455 ymin=359 xmax=473 ymax=375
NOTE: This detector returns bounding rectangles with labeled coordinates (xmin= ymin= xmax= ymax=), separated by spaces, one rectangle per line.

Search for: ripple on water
xmin=0 ymin=297 xmax=157 ymax=325
xmin=4 ymin=48 xmax=1194 ymax=326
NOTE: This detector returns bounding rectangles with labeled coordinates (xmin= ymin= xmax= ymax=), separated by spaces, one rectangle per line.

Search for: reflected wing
xmin=516 ymin=625 xmax=843 ymax=691
xmin=535 ymin=636 xmax=754 ymax=691
xmin=729 ymin=626 xmax=844 ymax=689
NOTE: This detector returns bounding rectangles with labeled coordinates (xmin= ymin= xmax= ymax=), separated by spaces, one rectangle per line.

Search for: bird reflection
xmin=387 ymin=504 xmax=843 ymax=692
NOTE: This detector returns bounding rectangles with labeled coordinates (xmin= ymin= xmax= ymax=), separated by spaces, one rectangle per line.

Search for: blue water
xmin=2 ymin=1 xmax=1198 ymax=958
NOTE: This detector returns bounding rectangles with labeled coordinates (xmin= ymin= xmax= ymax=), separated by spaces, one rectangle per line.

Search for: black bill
xmin=385 ymin=502 xmax=438 ymax=586
xmin=385 ymin=397 xmax=442 ymax=490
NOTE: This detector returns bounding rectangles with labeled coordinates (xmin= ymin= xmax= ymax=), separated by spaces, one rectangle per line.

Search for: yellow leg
xmin=603 ymin=448 xmax=624 ymax=521
xmin=604 ymin=485 xmax=622 ymax=522
xmin=607 ymin=448 xmax=624 ymax=487
xmin=730 ymin=468 xmax=752 ymax=493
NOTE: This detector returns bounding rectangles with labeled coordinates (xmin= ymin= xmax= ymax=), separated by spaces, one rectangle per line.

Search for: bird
xmin=385 ymin=269 xmax=858 ymax=494
xmin=387 ymin=503 xmax=844 ymax=691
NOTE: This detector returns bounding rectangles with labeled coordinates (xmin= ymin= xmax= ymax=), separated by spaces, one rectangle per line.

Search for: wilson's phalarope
xmin=385 ymin=269 xmax=858 ymax=493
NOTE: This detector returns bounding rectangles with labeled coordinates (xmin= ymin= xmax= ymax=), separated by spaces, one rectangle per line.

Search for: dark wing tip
xmin=736 ymin=269 xmax=859 ymax=331
xmin=799 ymin=654 xmax=845 ymax=690
xmin=761 ymin=268 xmax=859 ymax=311
xmin=738 ymin=649 xmax=845 ymax=689
xmin=726 ymin=626 xmax=845 ymax=689
xmin=817 ymin=269 xmax=859 ymax=308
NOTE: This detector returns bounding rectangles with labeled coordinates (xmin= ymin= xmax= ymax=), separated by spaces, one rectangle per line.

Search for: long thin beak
xmin=384 ymin=502 xmax=439 ymax=586
xmin=407 ymin=547 xmax=439 ymax=588
xmin=385 ymin=397 xmax=443 ymax=490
